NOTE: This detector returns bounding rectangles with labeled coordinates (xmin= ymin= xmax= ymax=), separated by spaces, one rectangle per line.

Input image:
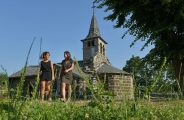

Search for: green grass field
xmin=1 ymin=98 xmax=184 ymax=120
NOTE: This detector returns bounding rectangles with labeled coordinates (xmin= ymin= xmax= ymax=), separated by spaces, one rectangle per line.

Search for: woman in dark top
xmin=58 ymin=51 xmax=74 ymax=102
xmin=40 ymin=51 xmax=54 ymax=101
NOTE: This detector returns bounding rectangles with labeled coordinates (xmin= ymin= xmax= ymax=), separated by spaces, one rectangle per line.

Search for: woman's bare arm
xmin=51 ymin=61 xmax=55 ymax=80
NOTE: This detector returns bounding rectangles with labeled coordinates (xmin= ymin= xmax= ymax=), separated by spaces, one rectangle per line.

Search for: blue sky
xmin=0 ymin=0 xmax=153 ymax=75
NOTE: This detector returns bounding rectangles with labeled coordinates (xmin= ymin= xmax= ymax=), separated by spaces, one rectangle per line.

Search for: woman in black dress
xmin=58 ymin=51 xmax=74 ymax=102
xmin=40 ymin=51 xmax=55 ymax=101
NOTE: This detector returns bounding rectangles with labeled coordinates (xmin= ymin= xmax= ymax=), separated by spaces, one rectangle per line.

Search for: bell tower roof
xmin=81 ymin=2 xmax=107 ymax=44
xmin=86 ymin=15 xmax=101 ymax=39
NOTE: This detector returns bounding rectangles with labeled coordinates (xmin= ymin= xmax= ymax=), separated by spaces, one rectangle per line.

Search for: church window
xmin=103 ymin=45 xmax=105 ymax=55
xmin=100 ymin=43 xmax=103 ymax=53
xmin=88 ymin=41 xmax=91 ymax=47
xmin=92 ymin=41 xmax=95 ymax=46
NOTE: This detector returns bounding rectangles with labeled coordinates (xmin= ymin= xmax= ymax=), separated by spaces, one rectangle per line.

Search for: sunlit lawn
xmin=1 ymin=97 xmax=184 ymax=120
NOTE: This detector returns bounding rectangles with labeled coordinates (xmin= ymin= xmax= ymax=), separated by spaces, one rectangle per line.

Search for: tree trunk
xmin=172 ymin=59 xmax=184 ymax=96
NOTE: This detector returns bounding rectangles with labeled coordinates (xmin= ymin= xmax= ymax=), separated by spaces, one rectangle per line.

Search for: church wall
xmin=93 ymin=53 xmax=110 ymax=69
xmin=83 ymin=38 xmax=98 ymax=61
xmin=97 ymin=38 xmax=105 ymax=55
xmin=108 ymin=74 xmax=134 ymax=100
xmin=9 ymin=76 xmax=37 ymax=98
xmin=88 ymin=73 xmax=134 ymax=100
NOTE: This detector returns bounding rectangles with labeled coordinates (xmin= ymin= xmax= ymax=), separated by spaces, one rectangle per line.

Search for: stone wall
xmin=82 ymin=38 xmax=98 ymax=61
xmin=82 ymin=37 xmax=109 ymax=70
xmin=97 ymin=38 xmax=106 ymax=55
xmin=108 ymin=74 xmax=134 ymax=100
xmin=88 ymin=73 xmax=134 ymax=100
xmin=9 ymin=76 xmax=37 ymax=98
xmin=93 ymin=52 xmax=110 ymax=69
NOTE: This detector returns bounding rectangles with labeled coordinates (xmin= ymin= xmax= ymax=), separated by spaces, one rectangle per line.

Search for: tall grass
xmin=1 ymin=95 xmax=184 ymax=119
xmin=0 ymin=65 xmax=8 ymax=98
xmin=32 ymin=38 xmax=42 ymax=100
xmin=15 ymin=37 xmax=36 ymax=99
xmin=7 ymin=37 xmax=36 ymax=119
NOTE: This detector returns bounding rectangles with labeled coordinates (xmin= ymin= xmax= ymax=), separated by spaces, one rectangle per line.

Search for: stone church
xmin=9 ymin=13 xmax=134 ymax=100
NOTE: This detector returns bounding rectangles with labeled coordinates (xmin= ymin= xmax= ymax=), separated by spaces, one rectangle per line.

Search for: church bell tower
xmin=81 ymin=3 xmax=110 ymax=70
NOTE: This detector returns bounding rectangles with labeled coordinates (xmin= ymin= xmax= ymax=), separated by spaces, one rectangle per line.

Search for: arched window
xmin=100 ymin=43 xmax=103 ymax=53
xmin=92 ymin=41 xmax=95 ymax=46
xmin=88 ymin=41 xmax=91 ymax=47
xmin=103 ymin=45 xmax=105 ymax=55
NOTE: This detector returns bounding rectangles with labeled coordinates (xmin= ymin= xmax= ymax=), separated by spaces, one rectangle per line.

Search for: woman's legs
xmin=67 ymin=84 xmax=72 ymax=100
xmin=46 ymin=81 xmax=51 ymax=101
xmin=61 ymin=82 xmax=66 ymax=100
xmin=61 ymin=75 xmax=72 ymax=102
xmin=41 ymin=81 xmax=46 ymax=101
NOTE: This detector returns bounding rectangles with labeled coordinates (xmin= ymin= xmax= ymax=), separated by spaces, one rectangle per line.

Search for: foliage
xmin=95 ymin=0 xmax=184 ymax=94
xmin=123 ymin=56 xmax=178 ymax=98
xmin=1 ymin=99 xmax=184 ymax=119
xmin=0 ymin=66 xmax=8 ymax=97
xmin=0 ymin=71 xmax=8 ymax=90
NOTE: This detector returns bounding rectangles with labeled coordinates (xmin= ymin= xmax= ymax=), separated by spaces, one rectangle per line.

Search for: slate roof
xmin=81 ymin=15 xmax=108 ymax=44
xmin=9 ymin=66 xmax=39 ymax=78
xmin=96 ymin=64 xmax=129 ymax=75
xmin=87 ymin=15 xmax=100 ymax=38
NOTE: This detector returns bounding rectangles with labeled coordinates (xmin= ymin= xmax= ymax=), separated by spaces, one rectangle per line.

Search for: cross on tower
xmin=92 ymin=1 xmax=96 ymax=15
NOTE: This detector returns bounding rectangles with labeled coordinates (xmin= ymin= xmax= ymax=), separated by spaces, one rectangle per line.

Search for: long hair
xmin=64 ymin=51 xmax=71 ymax=60
xmin=40 ymin=51 xmax=50 ymax=60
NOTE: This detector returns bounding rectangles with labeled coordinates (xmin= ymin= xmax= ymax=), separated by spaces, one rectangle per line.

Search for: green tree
xmin=96 ymin=0 xmax=184 ymax=95
xmin=123 ymin=56 xmax=177 ymax=98
xmin=123 ymin=56 xmax=149 ymax=98
xmin=123 ymin=56 xmax=155 ymax=98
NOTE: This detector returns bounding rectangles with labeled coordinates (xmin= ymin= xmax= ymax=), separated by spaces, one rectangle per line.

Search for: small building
xmin=9 ymin=13 xmax=134 ymax=100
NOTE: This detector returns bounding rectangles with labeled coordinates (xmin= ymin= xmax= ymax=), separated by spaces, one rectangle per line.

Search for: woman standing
xmin=40 ymin=51 xmax=55 ymax=101
xmin=58 ymin=51 xmax=74 ymax=102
